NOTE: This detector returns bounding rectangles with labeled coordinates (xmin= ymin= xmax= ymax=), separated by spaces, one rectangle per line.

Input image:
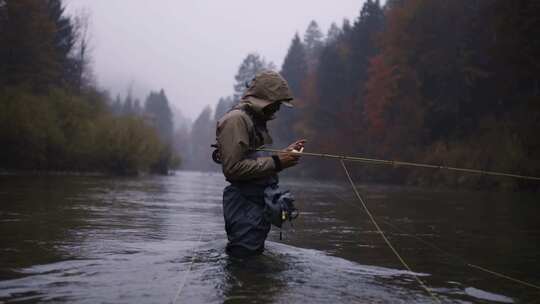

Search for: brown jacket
xmin=216 ymin=70 xmax=295 ymax=183
xmin=216 ymin=101 xmax=276 ymax=182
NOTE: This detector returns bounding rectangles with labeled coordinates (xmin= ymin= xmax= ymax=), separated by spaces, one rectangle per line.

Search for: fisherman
xmin=215 ymin=70 xmax=305 ymax=258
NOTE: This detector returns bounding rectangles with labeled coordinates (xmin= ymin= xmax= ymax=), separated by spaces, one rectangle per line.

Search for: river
xmin=0 ymin=171 xmax=538 ymax=303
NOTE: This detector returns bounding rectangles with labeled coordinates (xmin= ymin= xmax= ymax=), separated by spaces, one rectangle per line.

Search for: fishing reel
xmin=264 ymin=187 xmax=299 ymax=229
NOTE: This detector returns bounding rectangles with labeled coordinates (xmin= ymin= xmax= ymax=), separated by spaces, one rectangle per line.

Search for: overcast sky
xmin=65 ymin=0 xmax=366 ymax=120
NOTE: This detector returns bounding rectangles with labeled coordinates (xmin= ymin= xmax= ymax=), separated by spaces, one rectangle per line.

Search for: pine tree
xmin=0 ymin=0 xmax=82 ymax=92
xmin=233 ymin=53 xmax=275 ymax=101
xmin=188 ymin=106 xmax=215 ymax=171
xmin=342 ymin=18 xmax=352 ymax=35
xmin=71 ymin=10 xmax=92 ymax=92
xmin=271 ymin=33 xmax=308 ymax=147
xmin=111 ymin=94 xmax=123 ymax=115
xmin=304 ymin=21 xmax=324 ymax=53
xmin=144 ymin=89 xmax=173 ymax=143
xmin=326 ymin=22 xmax=342 ymax=44
xmin=350 ymin=0 xmax=384 ymax=77
xmin=123 ymin=93 xmax=134 ymax=115
xmin=281 ymin=33 xmax=308 ymax=96
xmin=303 ymin=20 xmax=324 ymax=63
xmin=0 ymin=0 xmax=60 ymax=91
xmin=47 ymin=0 xmax=76 ymax=87
xmin=143 ymin=89 xmax=174 ymax=174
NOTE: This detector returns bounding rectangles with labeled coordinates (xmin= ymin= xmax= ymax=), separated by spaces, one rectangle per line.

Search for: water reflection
xmin=1 ymin=172 xmax=537 ymax=303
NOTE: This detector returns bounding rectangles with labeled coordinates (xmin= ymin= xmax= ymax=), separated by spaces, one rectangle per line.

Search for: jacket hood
xmin=235 ymin=98 xmax=269 ymax=121
xmin=242 ymin=70 xmax=294 ymax=108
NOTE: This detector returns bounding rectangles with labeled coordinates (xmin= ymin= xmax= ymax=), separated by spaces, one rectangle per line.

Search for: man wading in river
xmin=214 ymin=70 xmax=305 ymax=258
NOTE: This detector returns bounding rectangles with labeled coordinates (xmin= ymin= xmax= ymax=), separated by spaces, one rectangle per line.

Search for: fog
xmin=65 ymin=0 xmax=365 ymax=119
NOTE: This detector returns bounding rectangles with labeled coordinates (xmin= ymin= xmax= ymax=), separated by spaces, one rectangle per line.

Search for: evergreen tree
xmin=0 ymin=0 xmax=83 ymax=92
xmin=0 ymin=0 xmax=179 ymax=175
xmin=233 ymin=53 xmax=275 ymax=101
xmin=0 ymin=0 xmax=60 ymax=91
xmin=111 ymin=94 xmax=123 ymax=115
xmin=47 ymin=0 xmax=76 ymax=87
xmin=133 ymin=98 xmax=142 ymax=116
xmin=143 ymin=89 xmax=174 ymax=174
xmin=326 ymin=22 xmax=342 ymax=44
xmin=144 ymin=89 xmax=173 ymax=142
xmin=271 ymin=33 xmax=308 ymax=147
xmin=281 ymin=33 xmax=308 ymax=96
xmin=294 ymin=0 xmax=385 ymax=178
xmin=303 ymin=20 xmax=324 ymax=63
xmin=384 ymin=0 xmax=406 ymax=10
xmin=342 ymin=18 xmax=352 ymax=35
xmin=350 ymin=0 xmax=384 ymax=79
xmin=71 ymin=10 xmax=92 ymax=92
xmin=123 ymin=93 xmax=134 ymax=115
xmin=187 ymin=106 xmax=215 ymax=171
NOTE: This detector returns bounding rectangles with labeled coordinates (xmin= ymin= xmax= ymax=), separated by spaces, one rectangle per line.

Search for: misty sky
xmin=65 ymin=0 xmax=366 ymax=120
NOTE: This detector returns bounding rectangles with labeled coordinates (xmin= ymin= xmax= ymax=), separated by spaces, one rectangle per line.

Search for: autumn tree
xmin=308 ymin=0 xmax=383 ymax=155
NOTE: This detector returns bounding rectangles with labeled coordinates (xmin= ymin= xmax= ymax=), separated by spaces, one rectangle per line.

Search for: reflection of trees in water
xmin=0 ymin=175 xmax=170 ymax=279
xmin=0 ymin=176 xmax=95 ymax=277
xmin=83 ymin=177 xmax=170 ymax=242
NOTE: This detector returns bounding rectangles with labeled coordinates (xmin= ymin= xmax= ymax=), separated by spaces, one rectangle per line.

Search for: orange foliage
xmin=364 ymin=54 xmax=396 ymax=139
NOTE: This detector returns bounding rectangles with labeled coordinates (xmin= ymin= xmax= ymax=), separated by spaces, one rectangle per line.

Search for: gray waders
xmin=223 ymin=183 xmax=271 ymax=258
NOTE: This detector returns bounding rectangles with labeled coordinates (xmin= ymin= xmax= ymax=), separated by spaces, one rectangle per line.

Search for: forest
xmin=186 ymin=0 xmax=540 ymax=190
xmin=0 ymin=0 xmax=179 ymax=175
xmin=1 ymin=0 xmax=539 ymax=189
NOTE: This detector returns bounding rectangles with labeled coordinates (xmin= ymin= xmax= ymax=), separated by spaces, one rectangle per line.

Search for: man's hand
xmin=277 ymin=139 xmax=306 ymax=170
xmin=277 ymin=151 xmax=300 ymax=169
xmin=286 ymin=139 xmax=306 ymax=152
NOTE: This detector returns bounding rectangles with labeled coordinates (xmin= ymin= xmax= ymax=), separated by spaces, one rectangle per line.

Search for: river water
xmin=0 ymin=171 xmax=538 ymax=303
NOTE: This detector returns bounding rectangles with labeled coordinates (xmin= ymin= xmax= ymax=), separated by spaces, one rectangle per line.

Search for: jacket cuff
xmin=271 ymin=155 xmax=282 ymax=172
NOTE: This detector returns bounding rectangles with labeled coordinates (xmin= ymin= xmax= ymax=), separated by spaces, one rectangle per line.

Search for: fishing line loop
xmin=332 ymin=178 xmax=540 ymax=292
xmin=172 ymin=228 xmax=204 ymax=304
xmin=340 ymin=160 xmax=441 ymax=303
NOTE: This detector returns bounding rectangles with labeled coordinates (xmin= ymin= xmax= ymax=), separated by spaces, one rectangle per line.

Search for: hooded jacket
xmin=216 ymin=100 xmax=276 ymax=183
xmin=216 ymin=71 xmax=294 ymax=183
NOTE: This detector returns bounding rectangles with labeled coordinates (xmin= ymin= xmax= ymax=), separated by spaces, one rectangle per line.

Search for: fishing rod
xmin=257 ymin=148 xmax=540 ymax=181
xmin=257 ymin=146 xmax=540 ymax=300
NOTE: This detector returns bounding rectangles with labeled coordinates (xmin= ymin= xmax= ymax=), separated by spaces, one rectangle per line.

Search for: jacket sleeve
xmin=217 ymin=113 xmax=276 ymax=181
